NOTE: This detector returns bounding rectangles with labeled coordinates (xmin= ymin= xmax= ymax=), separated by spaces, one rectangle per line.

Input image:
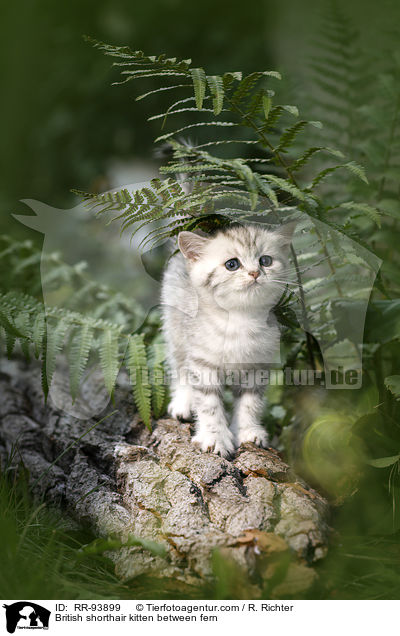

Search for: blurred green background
xmin=1 ymin=0 xmax=398 ymax=220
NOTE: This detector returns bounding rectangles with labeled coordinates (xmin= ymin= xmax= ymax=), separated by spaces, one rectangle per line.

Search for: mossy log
xmin=0 ymin=358 xmax=330 ymax=597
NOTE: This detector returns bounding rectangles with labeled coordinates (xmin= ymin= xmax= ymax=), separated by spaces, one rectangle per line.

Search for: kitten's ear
xmin=276 ymin=221 xmax=297 ymax=244
xmin=178 ymin=231 xmax=209 ymax=261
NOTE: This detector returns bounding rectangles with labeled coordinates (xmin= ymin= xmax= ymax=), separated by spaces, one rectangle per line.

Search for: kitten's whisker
xmin=268 ymin=280 xmax=303 ymax=302
xmin=269 ymin=279 xmax=299 ymax=287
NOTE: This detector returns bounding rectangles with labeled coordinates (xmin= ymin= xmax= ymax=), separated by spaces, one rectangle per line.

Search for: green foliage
xmin=2 ymin=4 xmax=400 ymax=600
xmin=80 ymin=37 xmax=380 ymax=276
xmin=0 ymin=448 xmax=129 ymax=599
xmin=3 ymin=24 xmax=398 ymax=434
xmin=0 ymin=238 xmax=166 ymax=426
xmin=76 ymin=35 xmax=385 ymax=397
xmin=79 ymin=534 xmax=167 ymax=558
xmin=384 ymin=376 xmax=400 ymax=401
xmin=127 ymin=334 xmax=152 ymax=429
xmin=0 ymin=448 xmax=198 ymax=599
xmin=99 ymin=328 xmax=121 ymax=398
xmin=301 ymin=3 xmax=400 ymax=294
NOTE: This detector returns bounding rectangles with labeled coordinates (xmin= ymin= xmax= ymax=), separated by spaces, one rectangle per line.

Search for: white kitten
xmin=161 ymin=222 xmax=295 ymax=457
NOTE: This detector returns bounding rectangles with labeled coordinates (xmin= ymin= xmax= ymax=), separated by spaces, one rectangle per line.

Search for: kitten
xmin=161 ymin=222 xmax=295 ymax=457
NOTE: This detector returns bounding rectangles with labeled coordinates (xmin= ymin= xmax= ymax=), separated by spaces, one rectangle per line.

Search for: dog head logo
xmin=3 ymin=602 xmax=51 ymax=633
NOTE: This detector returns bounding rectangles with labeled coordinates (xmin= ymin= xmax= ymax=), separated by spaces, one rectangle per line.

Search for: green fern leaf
xmin=280 ymin=104 xmax=299 ymax=117
xmin=113 ymin=71 xmax=189 ymax=86
xmin=275 ymin=120 xmax=322 ymax=154
xmin=253 ymin=173 xmax=279 ymax=207
xmin=45 ymin=318 xmax=70 ymax=396
xmin=222 ymin=71 xmax=243 ymax=88
xmin=32 ymin=312 xmax=46 ymax=359
xmin=0 ymin=311 xmax=26 ymax=339
xmin=155 ymin=120 xmax=237 ymax=143
xmin=260 ymin=104 xmax=299 ymax=132
xmin=207 ymin=75 xmax=224 ymax=115
xmin=231 ymin=71 xmax=281 ymax=105
xmin=40 ymin=330 xmax=50 ymax=399
xmin=127 ymin=334 xmax=151 ymax=429
xmin=190 ymin=68 xmax=207 ymax=109
xmin=148 ymin=105 xmax=213 ymax=122
xmin=231 ymin=160 xmax=259 ymax=209
xmin=148 ymin=342 xmax=166 ymax=418
xmin=309 ymin=161 xmax=368 ymax=190
xmin=14 ymin=312 xmax=31 ymax=361
xmin=86 ymin=38 xmax=192 ymax=71
xmin=291 ymin=146 xmax=345 ymax=172
xmin=69 ymin=322 xmax=94 ymax=401
xmin=262 ymin=95 xmax=272 ymax=120
xmin=340 ymin=201 xmax=381 ymax=226
xmin=263 ymin=174 xmax=307 ymax=202
xmin=5 ymin=330 xmax=16 ymax=358
xmin=344 ymin=161 xmax=368 ymax=184
xmin=99 ymin=328 xmax=121 ymax=397
xmin=136 ymin=84 xmax=192 ymax=101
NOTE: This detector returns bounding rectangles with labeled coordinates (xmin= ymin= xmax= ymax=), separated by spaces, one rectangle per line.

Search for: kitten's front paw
xmin=168 ymin=395 xmax=193 ymax=421
xmin=192 ymin=429 xmax=236 ymax=458
xmin=236 ymin=425 xmax=269 ymax=448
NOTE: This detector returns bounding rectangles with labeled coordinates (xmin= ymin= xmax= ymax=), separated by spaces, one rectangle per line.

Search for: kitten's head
xmin=178 ymin=222 xmax=295 ymax=310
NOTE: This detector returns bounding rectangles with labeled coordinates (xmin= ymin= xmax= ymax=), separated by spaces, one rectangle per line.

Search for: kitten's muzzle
xmin=248 ymin=270 xmax=260 ymax=280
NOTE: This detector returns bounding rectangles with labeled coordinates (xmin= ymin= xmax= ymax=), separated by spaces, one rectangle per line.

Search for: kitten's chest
xmin=198 ymin=310 xmax=280 ymax=365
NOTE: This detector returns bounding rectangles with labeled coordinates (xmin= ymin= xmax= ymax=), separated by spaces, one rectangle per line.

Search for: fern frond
xmin=99 ymin=328 xmax=122 ymax=397
xmin=262 ymin=174 xmax=308 ymax=203
xmin=155 ymin=120 xmax=237 ymax=143
xmin=339 ymin=201 xmax=381 ymax=226
xmin=190 ymin=68 xmax=207 ymax=109
xmin=45 ymin=317 xmax=70 ymax=396
xmin=262 ymin=94 xmax=272 ymax=120
xmin=309 ymin=162 xmax=368 ymax=190
xmin=32 ymin=312 xmax=46 ymax=359
xmin=291 ymin=146 xmax=345 ymax=172
xmin=127 ymin=334 xmax=151 ymax=429
xmin=149 ymin=106 xmax=216 ymax=122
xmin=69 ymin=321 xmax=94 ymax=401
xmin=222 ymin=71 xmax=243 ymax=87
xmin=0 ymin=310 xmax=26 ymax=340
xmin=230 ymin=71 xmax=281 ymax=105
xmin=114 ymin=71 xmax=190 ymax=85
xmin=207 ymin=75 xmax=224 ymax=115
xmin=136 ymin=84 xmax=192 ymax=101
xmin=230 ymin=160 xmax=259 ymax=209
xmin=85 ymin=38 xmax=192 ymax=71
xmin=252 ymin=173 xmax=279 ymax=207
xmin=14 ymin=312 xmax=32 ymax=360
xmin=148 ymin=342 xmax=166 ymax=418
xmin=5 ymin=329 xmax=17 ymax=359
xmin=274 ymin=120 xmax=322 ymax=154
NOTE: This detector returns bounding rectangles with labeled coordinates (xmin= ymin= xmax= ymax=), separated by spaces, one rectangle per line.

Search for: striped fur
xmin=161 ymin=222 xmax=294 ymax=457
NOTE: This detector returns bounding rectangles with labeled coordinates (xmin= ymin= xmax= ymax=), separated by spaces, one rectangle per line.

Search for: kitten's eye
xmin=259 ymin=255 xmax=273 ymax=267
xmin=225 ymin=258 xmax=241 ymax=271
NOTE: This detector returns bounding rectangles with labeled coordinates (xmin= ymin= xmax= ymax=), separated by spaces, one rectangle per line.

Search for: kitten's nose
xmin=248 ymin=270 xmax=260 ymax=280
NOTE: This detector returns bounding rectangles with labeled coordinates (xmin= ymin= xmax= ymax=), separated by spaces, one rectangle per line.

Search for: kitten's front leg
xmin=191 ymin=385 xmax=235 ymax=458
xmin=231 ymin=387 xmax=268 ymax=448
xmin=168 ymin=381 xmax=193 ymax=421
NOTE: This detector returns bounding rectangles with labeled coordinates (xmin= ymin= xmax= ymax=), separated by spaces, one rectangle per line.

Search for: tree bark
xmin=0 ymin=357 xmax=330 ymax=597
